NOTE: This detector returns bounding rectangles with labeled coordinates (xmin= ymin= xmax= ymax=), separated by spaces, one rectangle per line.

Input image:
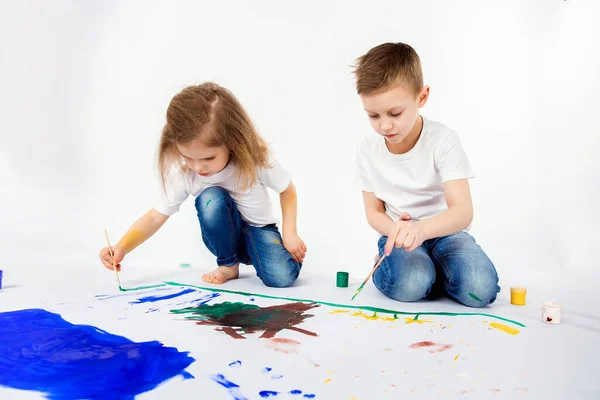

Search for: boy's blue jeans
xmin=194 ymin=186 xmax=301 ymax=288
xmin=373 ymin=232 xmax=500 ymax=308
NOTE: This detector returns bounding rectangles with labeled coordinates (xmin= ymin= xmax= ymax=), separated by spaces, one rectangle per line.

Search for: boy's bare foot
xmin=202 ymin=264 xmax=239 ymax=284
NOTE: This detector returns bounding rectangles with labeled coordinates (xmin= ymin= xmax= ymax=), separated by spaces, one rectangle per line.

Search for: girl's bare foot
xmin=202 ymin=264 xmax=239 ymax=284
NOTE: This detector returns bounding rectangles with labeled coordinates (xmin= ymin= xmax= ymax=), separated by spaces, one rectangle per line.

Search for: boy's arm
xmin=419 ymin=179 xmax=473 ymax=240
xmin=279 ymin=181 xmax=307 ymax=263
xmin=362 ymin=191 xmax=396 ymax=236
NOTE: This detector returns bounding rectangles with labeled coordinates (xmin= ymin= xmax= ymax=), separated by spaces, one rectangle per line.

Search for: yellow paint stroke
xmin=403 ymin=318 xmax=433 ymax=324
xmin=324 ymin=378 xmax=332 ymax=384
xmin=118 ymin=228 xmax=145 ymax=251
xmin=454 ymin=354 xmax=460 ymax=361
xmin=489 ymin=322 xmax=520 ymax=335
xmin=349 ymin=397 xmax=358 ymax=400
xmin=269 ymin=239 xmax=281 ymax=245
xmin=329 ymin=310 xmax=350 ymax=314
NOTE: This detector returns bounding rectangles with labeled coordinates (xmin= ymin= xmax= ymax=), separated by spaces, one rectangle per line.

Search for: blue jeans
xmin=194 ymin=186 xmax=301 ymax=288
xmin=372 ymin=231 xmax=500 ymax=308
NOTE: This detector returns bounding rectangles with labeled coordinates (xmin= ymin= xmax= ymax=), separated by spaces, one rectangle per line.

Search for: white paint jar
xmin=542 ymin=302 xmax=561 ymax=324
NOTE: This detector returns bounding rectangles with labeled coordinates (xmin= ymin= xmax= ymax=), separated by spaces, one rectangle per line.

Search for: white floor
xmin=1 ymin=264 xmax=599 ymax=399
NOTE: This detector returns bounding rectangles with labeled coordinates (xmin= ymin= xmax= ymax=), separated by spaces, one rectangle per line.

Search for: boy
xmin=353 ymin=42 xmax=499 ymax=307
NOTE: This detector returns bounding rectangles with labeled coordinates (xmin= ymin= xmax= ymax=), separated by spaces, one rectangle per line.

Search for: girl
xmin=99 ymin=83 xmax=306 ymax=287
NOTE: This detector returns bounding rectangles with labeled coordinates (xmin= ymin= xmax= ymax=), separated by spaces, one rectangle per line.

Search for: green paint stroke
xmin=115 ymin=280 xmax=525 ymax=327
xmin=171 ymin=302 xmax=259 ymax=320
xmin=469 ymin=293 xmax=483 ymax=302
xmin=206 ymin=199 xmax=212 ymax=207
xmin=162 ymin=281 xmax=526 ymax=328
xmin=118 ymin=283 xmax=167 ymax=292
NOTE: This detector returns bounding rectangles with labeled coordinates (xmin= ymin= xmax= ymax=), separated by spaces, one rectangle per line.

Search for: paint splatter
xmin=206 ymin=199 xmax=212 ymax=207
xmin=271 ymin=374 xmax=283 ymax=380
xmin=0 ymin=309 xmax=194 ymax=399
xmin=130 ymin=288 xmax=196 ymax=304
xmin=409 ymin=341 xmax=453 ymax=353
xmin=211 ymin=374 xmax=248 ymax=400
xmin=171 ymin=301 xmax=319 ymax=339
xmin=190 ymin=292 xmax=221 ymax=305
xmin=489 ymin=322 xmax=520 ymax=335
xmin=468 ymin=293 xmax=482 ymax=302
xmin=304 ymin=395 xmax=316 ymax=399
xmin=146 ymin=308 xmax=160 ymax=313
xmin=263 ymin=367 xmax=272 ymax=373
xmin=454 ymin=354 xmax=460 ymax=361
xmin=269 ymin=239 xmax=281 ymax=245
xmin=324 ymin=378 xmax=332 ymax=384
xmin=259 ymin=391 xmax=279 ymax=397
xmin=266 ymin=338 xmax=301 ymax=354
xmin=409 ymin=341 xmax=436 ymax=348
xmin=489 ymin=388 xmax=501 ymax=392
xmin=229 ymin=360 xmax=242 ymax=368
xmin=290 ymin=390 xmax=302 ymax=395
xmin=403 ymin=318 xmax=433 ymax=324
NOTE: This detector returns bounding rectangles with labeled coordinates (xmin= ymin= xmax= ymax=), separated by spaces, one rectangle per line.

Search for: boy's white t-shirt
xmin=154 ymin=156 xmax=291 ymax=227
xmin=356 ymin=115 xmax=474 ymax=228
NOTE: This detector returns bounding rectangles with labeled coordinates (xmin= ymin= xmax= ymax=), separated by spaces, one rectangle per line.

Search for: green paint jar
xmin=336 ymin=271 xmax=349 ymax=288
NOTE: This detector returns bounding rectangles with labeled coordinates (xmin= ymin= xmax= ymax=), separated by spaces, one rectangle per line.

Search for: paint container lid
xmin=542 ymin=301 xmax=561 ymax=310
xmin=336 ymin=271 xmax=349 ymax=288
xmin=510 ymin=286 xmax=527 ymax=293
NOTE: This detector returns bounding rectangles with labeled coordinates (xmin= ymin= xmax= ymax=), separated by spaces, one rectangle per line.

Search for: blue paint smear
xmin=192 ymin=292 xmax=221 ymax=305
xmin=263 ymin=367 xmax=272 ymax=373
xmin=130 ymin=288 xmax=196 ymax=304
xmin=303 ymin=395 xmax=316 ymax=398
xmin=96 ymin=287 xmax=171 ymax=300
xmin=229 ymin=360 xmax=242 ymax=368
xmin=290 ymin=390 xmax=302 ymax=395
xmin=259 ymin=391 xmax=279 ymax=398
xmin=145 ymin=308 xmax=160 ymax=313
xmin=210 ymin=374 xmax=248 ymax=400
xmin=0 ymin=308 xmax=195 ymax=400
xmin=271 ymin=374 xmax=283 ymax=380
xmin=249 ymin=297 xmax=255 ymax=301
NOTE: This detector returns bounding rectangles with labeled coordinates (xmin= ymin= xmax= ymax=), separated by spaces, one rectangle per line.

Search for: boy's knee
xmin=195 ymin=187 xmax=229 ymax=225
xmin=451 ymin=270 xmax=500 ymax=308
xmin=373 ymin=257 xmax=435 ymax=302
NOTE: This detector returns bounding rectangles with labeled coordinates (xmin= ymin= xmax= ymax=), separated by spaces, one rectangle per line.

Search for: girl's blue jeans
xmin=195 ymin=186 xmax=301 ymax=288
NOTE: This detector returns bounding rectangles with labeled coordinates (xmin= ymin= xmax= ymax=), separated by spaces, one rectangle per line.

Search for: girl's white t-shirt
xmin=356 ymin=116 xmax=474 ymax=226
xmin=154 ymin=156 xmax=291 ymax=227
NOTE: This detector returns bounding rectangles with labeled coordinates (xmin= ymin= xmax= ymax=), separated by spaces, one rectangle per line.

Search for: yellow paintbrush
xmin=351 ymin=253 xmax=386 ymax=301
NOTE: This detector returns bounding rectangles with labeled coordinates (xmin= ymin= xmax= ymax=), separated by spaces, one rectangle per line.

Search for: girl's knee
xmin=195 ymin=187 xmax=230 ymax=225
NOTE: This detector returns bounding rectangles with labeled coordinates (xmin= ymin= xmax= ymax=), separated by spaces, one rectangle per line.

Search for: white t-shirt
xmin=356 ymin=115 xmax=474 ymax=227
xmin=154 ymin=156 xmax=291 ymax=227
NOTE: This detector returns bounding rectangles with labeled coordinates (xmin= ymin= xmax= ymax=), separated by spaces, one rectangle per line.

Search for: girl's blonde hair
xmin=158 ymin=82 xmax=270 ymax=192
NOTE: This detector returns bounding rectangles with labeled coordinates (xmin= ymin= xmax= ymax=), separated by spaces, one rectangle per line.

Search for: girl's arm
xmin=279 ymin=181 xmax=307 ymax=263
xmin=99 ymin=208 xmax=169 ymax=270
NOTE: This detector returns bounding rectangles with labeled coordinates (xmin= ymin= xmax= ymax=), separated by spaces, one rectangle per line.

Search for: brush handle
xmin=104 ymin=229 xmax=122 ymax=287
xmin=351 ymin=254 xmax=387 ymax=300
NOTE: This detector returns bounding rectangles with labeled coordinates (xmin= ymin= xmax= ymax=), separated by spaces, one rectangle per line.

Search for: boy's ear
xmin=417 ymin=86 xmax=430 ymax=108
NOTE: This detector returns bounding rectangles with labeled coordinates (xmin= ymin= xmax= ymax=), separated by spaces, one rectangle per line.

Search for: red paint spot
xmin=546 ymin=317 xmax=553 ymax=322
xmin=430 ymin=344 xmax=453 ymax=353
xmin=265 ymin=338 xmax=301 ymax=354
xmin=409 ymin=341 xmax=436 ymax=348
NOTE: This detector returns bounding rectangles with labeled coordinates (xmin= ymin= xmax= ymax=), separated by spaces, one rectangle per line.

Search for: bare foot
xmin=202 ymin=264 xmax=239 ymax=284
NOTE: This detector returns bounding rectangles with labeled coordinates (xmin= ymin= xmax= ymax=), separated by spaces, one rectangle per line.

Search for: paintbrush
xmin=351 ymin=253 xmax=386 ymax=301
xmin=104 ymin=229 xmax=122 ymax=289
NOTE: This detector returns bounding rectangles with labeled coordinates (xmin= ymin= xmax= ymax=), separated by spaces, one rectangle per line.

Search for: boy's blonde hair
xmin=352 ymin=42 xmax=423 ymax=96
xmin=158 ymin=82 xmax=270 ymax=192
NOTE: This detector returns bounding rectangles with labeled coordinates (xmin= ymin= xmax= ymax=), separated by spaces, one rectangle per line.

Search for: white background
xmin=1 ymin=0 xmax=599 ymax=290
